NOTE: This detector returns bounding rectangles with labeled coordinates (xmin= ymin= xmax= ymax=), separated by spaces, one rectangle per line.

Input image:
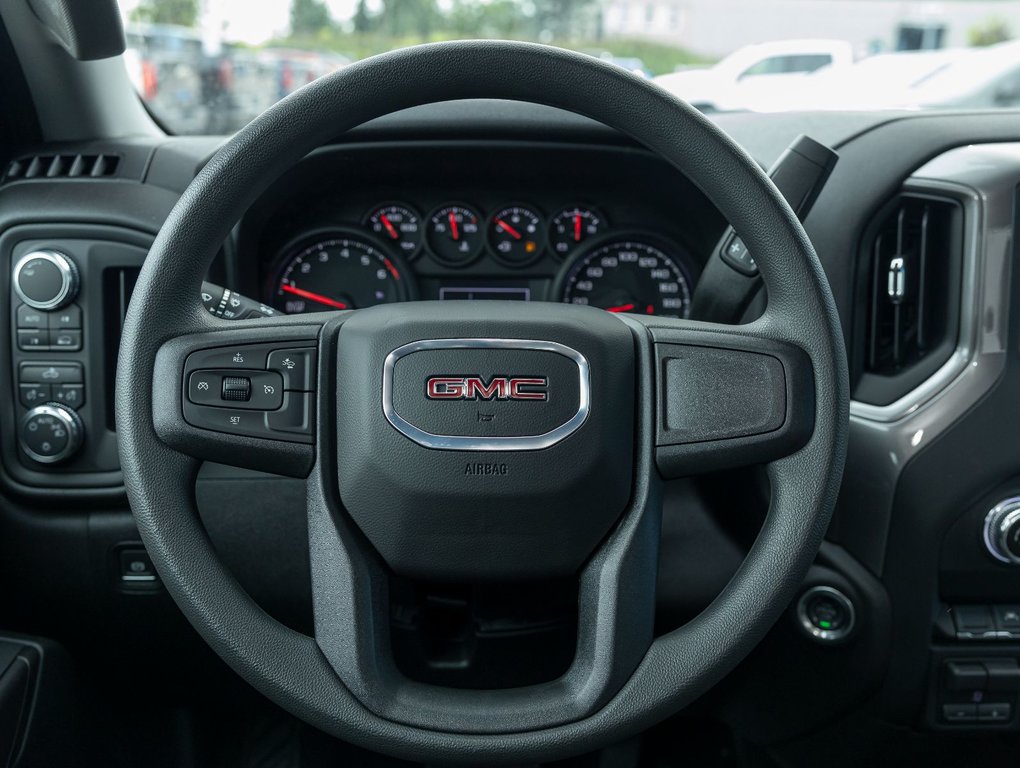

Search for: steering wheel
xmin=116 ymin=41 xmax=847 ymax=764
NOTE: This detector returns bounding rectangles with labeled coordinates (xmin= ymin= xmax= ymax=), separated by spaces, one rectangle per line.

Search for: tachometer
xmin=364 ymin=203 xmax=423 ymax=258
xmin=272 ymin=232 xmax=414 ymax=314
xmin=556 ymin=237 xmax=693 ymax=318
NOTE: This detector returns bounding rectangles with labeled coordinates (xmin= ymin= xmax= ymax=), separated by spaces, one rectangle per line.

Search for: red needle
xmin=496 ymin=219 xmax=523 ymax=240
xmin=281 ymin=284 xmax=348 ymax=310
xmin=448 ymin=212 xmax=460 ymax=241
xmin=380 ymin=214 xmax=399 ymax=240
xmin=606 ymin=303 xmax=635 ymax=313
xmin=574 ymin=214 xmax=582 ymax=242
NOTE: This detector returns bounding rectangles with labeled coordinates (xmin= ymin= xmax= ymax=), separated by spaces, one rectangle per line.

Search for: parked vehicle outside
xmin=653 ymin=39 xmax=855 ymax=112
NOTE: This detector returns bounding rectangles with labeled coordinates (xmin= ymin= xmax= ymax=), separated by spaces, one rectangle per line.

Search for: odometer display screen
xmin=560 ymin=239 xmax=693 ymax=318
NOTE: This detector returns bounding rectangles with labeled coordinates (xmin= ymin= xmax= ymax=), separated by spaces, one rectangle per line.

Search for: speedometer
xmin=556 ymin=237 xmax=693 ymax=318
xmin=271 ymin=231 xmax=415 ymax=314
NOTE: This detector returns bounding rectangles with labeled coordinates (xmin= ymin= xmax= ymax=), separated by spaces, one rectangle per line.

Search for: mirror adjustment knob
xmin=13 ymin=250 xmax=79 ymax=311
xmin=984 ymin=498 xmax=1020 ymax=564
xmin=19 ymin=403 xmax=84 ymax=465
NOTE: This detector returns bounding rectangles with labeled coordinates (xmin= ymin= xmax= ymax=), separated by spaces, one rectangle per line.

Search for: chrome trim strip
xmin=382 ymin=338 xmax=590 ymax=451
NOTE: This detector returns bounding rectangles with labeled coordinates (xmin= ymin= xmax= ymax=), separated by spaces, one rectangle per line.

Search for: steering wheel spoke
xmin=150 ymin=314 xmax=327 ymax=477
xmin=629 ymin=314 xmax=816 ymax=478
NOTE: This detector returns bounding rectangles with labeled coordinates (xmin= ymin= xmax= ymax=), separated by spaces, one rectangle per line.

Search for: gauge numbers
xmin=560 ymin=239 xmax=692 ymax=318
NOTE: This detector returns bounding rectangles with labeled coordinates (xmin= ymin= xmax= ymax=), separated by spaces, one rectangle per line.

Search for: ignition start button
xmin=796 ymin=585 xmax=856 ymax=643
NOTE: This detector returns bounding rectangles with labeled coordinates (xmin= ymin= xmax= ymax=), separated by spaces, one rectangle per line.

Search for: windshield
xmin=117 ymin=0 xmax=1020 ymax=134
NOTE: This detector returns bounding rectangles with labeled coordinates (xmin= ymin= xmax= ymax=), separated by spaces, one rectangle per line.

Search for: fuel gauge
xmin=487 ymin=204 xmax=545 ymax=266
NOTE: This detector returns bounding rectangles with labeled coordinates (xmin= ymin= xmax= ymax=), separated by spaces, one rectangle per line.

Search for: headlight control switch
xmin=19 ymin=403 xmax=84 ymax=465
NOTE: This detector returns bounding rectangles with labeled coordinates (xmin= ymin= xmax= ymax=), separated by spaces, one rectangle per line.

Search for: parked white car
xmin=738 ymin=44 xmax=1020 ymax=113
xmin=653 ymin=39 xmax=855 ymax=112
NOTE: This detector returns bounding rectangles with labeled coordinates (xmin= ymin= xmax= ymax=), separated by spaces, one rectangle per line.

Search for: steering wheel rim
xmin=116 ymin=41 xmax=848 ymax=764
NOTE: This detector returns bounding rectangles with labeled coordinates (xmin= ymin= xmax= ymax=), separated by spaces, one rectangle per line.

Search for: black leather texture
xmin=116 ymin=41 xmax=848 ymax=764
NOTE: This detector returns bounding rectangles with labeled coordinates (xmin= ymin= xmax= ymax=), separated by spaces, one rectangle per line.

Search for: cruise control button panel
xmin=183 ymin=343 xmax=316 ymax=443
xmin=187 ymin=369 xmax=284 ymax=410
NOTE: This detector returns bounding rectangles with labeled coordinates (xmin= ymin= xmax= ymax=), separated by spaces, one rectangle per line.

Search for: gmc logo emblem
xmin=426 ymin=376 xmax=548 ymax=401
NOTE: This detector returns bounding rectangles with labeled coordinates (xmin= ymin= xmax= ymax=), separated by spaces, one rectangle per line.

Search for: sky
xmin=118 ymin=0 xmax=362 ymax=44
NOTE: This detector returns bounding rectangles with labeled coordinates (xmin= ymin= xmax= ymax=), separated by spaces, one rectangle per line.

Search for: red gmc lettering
xmin=425 ymin=376 xmax=548 ymax=401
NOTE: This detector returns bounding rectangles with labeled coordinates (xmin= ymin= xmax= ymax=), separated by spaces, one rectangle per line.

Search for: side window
xmin=738 ymin=54 xmax=834 ymax=79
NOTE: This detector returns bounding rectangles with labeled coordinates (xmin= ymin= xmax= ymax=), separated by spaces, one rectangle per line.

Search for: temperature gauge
xmin=426 ymin=204 xmax=483 ymax=266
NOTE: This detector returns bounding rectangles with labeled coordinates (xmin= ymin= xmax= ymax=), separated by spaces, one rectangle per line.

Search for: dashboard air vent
xmin=3 ymin=153 xmax=120 ymax=183
xmin=853 ymin=193 xmax=963 ymax=406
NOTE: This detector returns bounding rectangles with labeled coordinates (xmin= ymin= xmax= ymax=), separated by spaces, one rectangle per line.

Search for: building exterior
xmin=600 ymin=0 xmax=1020 ymax=58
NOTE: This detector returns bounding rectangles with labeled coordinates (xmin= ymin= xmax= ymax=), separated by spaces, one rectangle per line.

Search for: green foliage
xmin=379 ymin=0 xmax=442 ymax=38
xmin=130 ymin=0 xmax=199 ymax=27
xmin=968 ymin=16 xmax=1012 ymax=47
xmin=276 ymin=0 xmax=711 ymax=76
xmin=290 ymin=0 xmax=333 ymax=36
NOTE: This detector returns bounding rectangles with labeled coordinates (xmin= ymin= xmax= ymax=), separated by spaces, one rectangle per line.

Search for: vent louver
xmin=3 ymin=153 xmax=120 ymax=183
xmin=854 ymin=193 xmax=963 ymax=406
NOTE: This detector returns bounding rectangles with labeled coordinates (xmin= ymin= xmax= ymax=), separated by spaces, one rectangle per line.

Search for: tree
xmin=378 ymin=0 xmax=441 ymax=39
xmin=969 ymin=17 xmax=1012 ymax=47
xmin=352 ymin=0 xmax=374 ymax=34
xmin=130 ymin=0 xmax=199 ymax=27
xmin=290 ymin=0 xmax=333 ymax=36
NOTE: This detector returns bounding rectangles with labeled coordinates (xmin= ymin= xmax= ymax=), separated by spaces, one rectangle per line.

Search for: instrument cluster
xmin=268 ymin=200 xmax=697 ymax=319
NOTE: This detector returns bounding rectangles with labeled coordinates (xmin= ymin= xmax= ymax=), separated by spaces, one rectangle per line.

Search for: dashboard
xmin=10 ymin=96 xmax=1020 ymax=765
xmin=235 ymin=142 xmax=721 ymax=321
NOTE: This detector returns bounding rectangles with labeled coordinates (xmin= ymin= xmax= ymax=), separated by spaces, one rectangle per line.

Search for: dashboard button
xmin=184 ymin=405 xmax=272 ymax=440
xmin=186 ymin=345 xmax=270 ymax=371
xmin=796 ymin=586 xmax=855 ymax=642
xmin=267 ymin=348 xmax=316 ymax=391
xmin=50 ymin=329 xmax=81 ymax=351
xmin=119 ymin=548 xmax=157 ymax=583
xmin=978 ymin=703 xmax=1011 ymax=722
xmin=16 ymin=305 xmax=47 ymax=329
xmin=267 ymin=392 xmax=313 ymax=435
xmin=945 ymin=661 xmax=987 ymax=691
xmin=720 ymin=233 xmax=758 ymax=276
xmin=189 ymin=371 xmax=224 ymax=405
xmin=18 ymin=383 xmax=51 ymax=408
xmin=52 ymin=384 xmax=85 ymax=409
xmin=984 ymin=659 xmax=1020 ymax=692
xmin=943 ymin=703 xmax=977 ymax=723
xmin=17 ymin=329 xmax=48 ymax=350
xmin=49 ymin=305 xmax=81 ymax=330
xmin=20 ymin=363 xmax=83 ymax=384
xmin=994 ymin=605 xmax=1020 ymax=631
